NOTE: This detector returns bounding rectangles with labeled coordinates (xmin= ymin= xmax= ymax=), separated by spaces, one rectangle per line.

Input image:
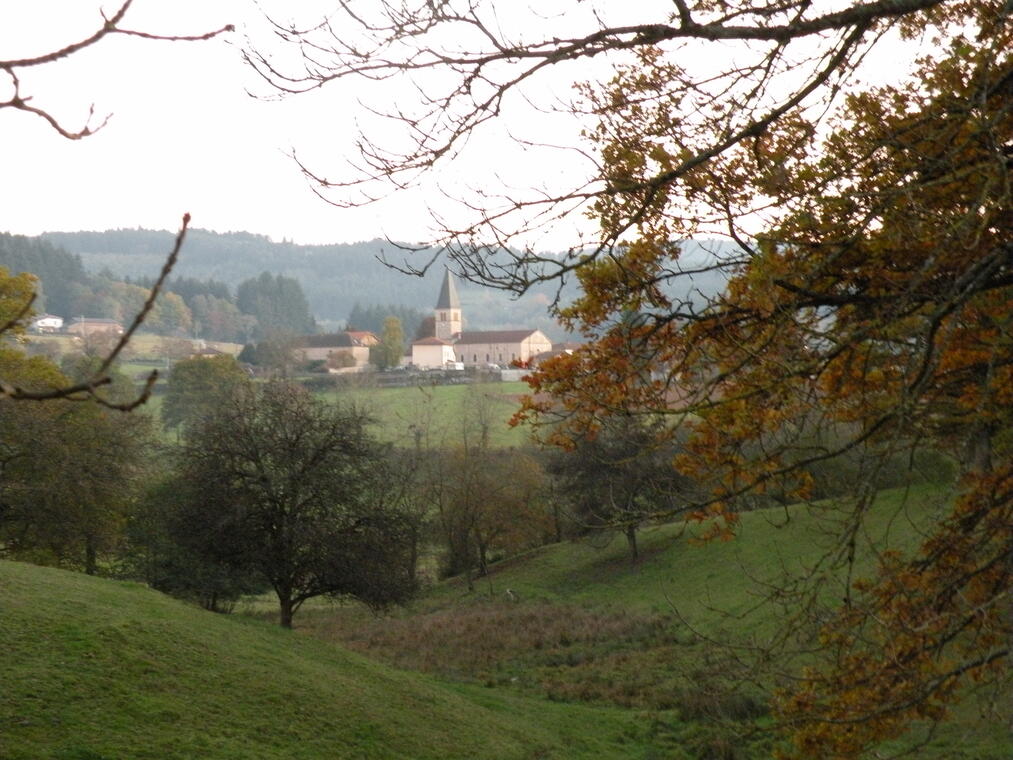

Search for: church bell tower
xmin=434 ymin=269 xmax=462 ymax=341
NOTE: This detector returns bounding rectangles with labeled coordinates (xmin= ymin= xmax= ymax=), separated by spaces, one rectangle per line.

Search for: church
xmin=409 ymin=270 xmax=551 ymax=370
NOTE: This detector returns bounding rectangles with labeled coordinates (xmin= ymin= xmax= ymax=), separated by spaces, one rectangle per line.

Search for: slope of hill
xmin=0 ymin=561 xmax=662 ymax=760
xmin=293 ymin=486 xmax=1012 ymax=760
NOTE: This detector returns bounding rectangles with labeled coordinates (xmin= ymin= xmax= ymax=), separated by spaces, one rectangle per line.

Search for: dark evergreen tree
xmin=0 ymin=233 xmax=89 ymax=317
xmin=236 ymin=272 xmax=315 ymax=338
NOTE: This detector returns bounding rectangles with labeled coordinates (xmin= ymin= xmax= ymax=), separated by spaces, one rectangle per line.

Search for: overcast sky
xmin=0 ymin=0 xmax=471 ymax=246
xmin=0 ymin=0 xmax=632 ymax=251
xmin=1 ymin=1 xmax=922 ymax=250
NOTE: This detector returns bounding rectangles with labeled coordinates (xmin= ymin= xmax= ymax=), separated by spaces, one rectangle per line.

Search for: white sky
xmin=0 ymin=0 xmax=614 ymax=248
xmin=0 ymin=1 xmax=445 ymax=245
xmin=0 ymin=1 xmax=925 ymax=249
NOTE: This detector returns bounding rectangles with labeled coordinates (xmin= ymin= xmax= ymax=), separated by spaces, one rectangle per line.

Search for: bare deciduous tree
xmin=245 ymin=0 xmax=959 ymax=290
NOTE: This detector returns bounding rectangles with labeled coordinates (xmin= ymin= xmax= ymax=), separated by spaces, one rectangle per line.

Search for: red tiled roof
xmin=346 ymin=331 xmax=378 ymax=344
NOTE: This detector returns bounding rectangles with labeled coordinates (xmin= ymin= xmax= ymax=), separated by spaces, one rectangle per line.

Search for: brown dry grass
xmin=294 ymin=600 xmax=722 ymax=709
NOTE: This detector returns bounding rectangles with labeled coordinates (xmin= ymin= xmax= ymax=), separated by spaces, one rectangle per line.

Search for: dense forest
xmin=0 ymin=233 xmax=315 ymax=342
xmin=41 ymin=228 xmax=732 ymax=339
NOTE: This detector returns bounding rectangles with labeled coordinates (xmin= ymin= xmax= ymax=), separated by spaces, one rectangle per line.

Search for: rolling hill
xmin=0 ymin=561 xmax=659 ymax=760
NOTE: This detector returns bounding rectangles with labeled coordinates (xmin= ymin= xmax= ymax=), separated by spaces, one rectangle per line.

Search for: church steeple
xmin=434 ymin=269 xmax=462 ymax=340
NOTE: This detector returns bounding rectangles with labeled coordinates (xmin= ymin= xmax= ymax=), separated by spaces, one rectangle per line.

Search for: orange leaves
xmin=514 ymin=19 xmax=1013 ymax=756
xmin=775 ymin=465 xmax=1013 ymax=758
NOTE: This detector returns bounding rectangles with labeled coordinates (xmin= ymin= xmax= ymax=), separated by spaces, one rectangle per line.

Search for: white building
xmin=30 ymin=314 xmax=64 ymax=333
xmin=453 ymin=329 xmax=551 ymax=368
xmin=411 ymin=336 xmax=457 ymax=369
xmin=410 ymin=270 xmax=552 ymax=370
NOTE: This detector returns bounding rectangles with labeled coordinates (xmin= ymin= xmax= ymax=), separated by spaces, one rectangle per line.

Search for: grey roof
xmin=454 ymin=329 xmax=541 ymax=345
xmin=435 ymin=269 xmax=460 ymax=310
xmin=299 ymin=332 xmax=377 ymax=348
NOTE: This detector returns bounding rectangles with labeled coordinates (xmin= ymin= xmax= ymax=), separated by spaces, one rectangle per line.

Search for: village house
xmin=30 ymin=314 xmax=64 ymax=333
xmin=411 ymin=336 xmax=457 ymax=369
xmin=189 ymin=345 xmax=226 ymax=359
xmin=65 ymin=317 xmax=124 ymax=337
xmin=297 ymin=331 xmax=379 ymax=371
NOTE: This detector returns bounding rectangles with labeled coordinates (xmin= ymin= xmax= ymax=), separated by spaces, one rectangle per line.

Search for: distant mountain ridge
xmin=42 ymin=229 xmax=733 ymax=340
xmin=43 ymin=228 xmax=571 ymax=338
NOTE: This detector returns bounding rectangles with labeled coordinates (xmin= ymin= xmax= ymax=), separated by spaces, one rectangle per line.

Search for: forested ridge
xmin=40 ymin=228 xmax=562 ymax=333
xmin=40 ymin=228 xmax=730 ymax=336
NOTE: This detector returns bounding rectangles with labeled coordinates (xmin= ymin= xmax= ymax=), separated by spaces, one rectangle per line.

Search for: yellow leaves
xmin=0 ymin=266 xmax=38 ymax=336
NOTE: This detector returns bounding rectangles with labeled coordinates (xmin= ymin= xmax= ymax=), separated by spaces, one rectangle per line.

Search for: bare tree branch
xmin=1 ymin=214 xmax=191 ymax=411
xmin=0 ymin=1 xmax=233 ymax=139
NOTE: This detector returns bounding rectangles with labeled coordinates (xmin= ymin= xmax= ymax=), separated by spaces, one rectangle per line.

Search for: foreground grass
xmin=0 ymin=561 xmax=671 ymax=760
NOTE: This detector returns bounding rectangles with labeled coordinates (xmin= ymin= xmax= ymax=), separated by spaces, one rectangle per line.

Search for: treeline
xmin=1 ymin=232 xmax=315 ymax=341
xmin=347 ymin=302 xmax=426 ymax=342
xmin=137 ymin=271 xmax=316 ymax=342
xmin=2 ymin=330 xmax=956 ymax=629
xmin=41 ymin=227 xmax=581 ymax=337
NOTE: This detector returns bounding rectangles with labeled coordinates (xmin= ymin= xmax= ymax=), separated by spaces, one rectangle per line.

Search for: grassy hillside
xmin=291 ymin=486 xmax=1012 ymax=759
xmin=0 ymin=561 xmax=668 ymax=760
xmin=140 ymin=379 xmax=534 ymax=447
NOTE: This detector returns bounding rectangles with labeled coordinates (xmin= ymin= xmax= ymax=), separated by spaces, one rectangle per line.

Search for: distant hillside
xmin=42 ymin=229 xmax=572 ymax=338
xmin=0 ymin=560 xmax=659 ymax=760
xmin=43 ymin=229 xmax=732 ymax=339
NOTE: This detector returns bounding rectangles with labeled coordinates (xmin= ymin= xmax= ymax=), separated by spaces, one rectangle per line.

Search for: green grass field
xmin=5 ymin=485 xmax=1010 ymax=758
xmin=287 ymin=485 xmax=1012 ymax=760
xmin=323 ymin=380 xmax=535 ymax=448
xmin=139 ymin=379 xmax=535 ymax=447
xmin=0 ymin=561 xmax=667 ymax=760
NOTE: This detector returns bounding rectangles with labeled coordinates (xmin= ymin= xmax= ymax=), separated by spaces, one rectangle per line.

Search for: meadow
xmin=271 ymin=484 xmax=1012 ymax=760
xmin=325 ymin=380 xmax=534 ymax=448
xmin=4 ymin=485 xmax=1010 ymax=759
xmin=1 ymin=561 xmax=660 ymax=760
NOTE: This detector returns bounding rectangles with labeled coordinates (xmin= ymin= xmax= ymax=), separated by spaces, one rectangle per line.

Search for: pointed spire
xmin=435 ymin=268 xmax=460 ymax=310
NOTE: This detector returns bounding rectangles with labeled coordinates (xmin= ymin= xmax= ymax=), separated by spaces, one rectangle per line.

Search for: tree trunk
xmin=408 ymin=527 xmax=419 ymax=585
xmin=625 ymin=524 xmax=638 ymax=563
xmin=278 ymin=594 xmax=295 ymax=629
xmin=477 ymin=541 xmax=488 ymax=577
xmin=963 ymin=422 xmax=993 ymax=474
xmin=84 ymin=535 xmax=98 ymax=576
